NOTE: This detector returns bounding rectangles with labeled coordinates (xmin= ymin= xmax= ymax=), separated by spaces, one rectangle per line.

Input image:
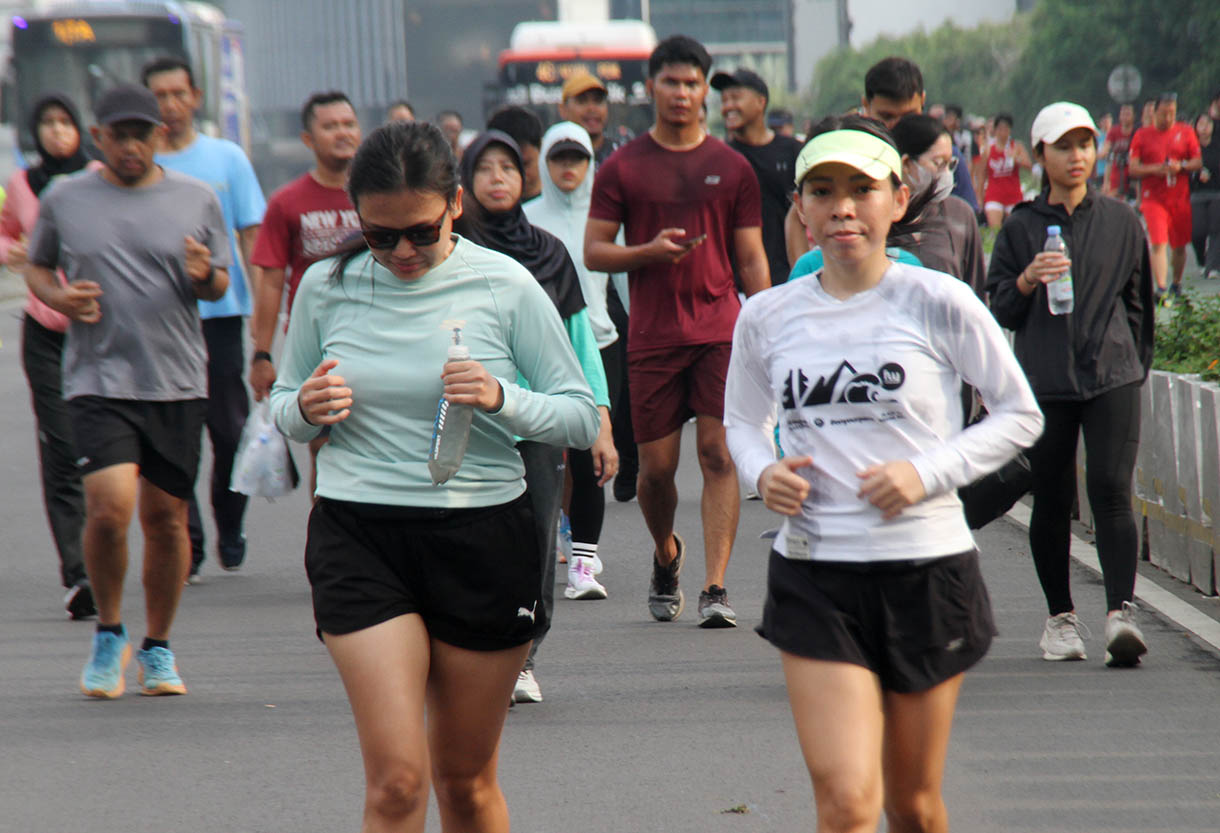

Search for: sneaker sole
xmin=512 ymin=688 xmax=543 ymax=704
xmin=564 ymin=585 xmax=608 ymax=600
xmin=1104 ymin=633 xmax=1147 ymax=667
xmin=1040 ymin=649 xmax=1086 ymax=661
xmin=80 ymin=643 xmax=132 ymax=699
xmin=698 ymin=610 xmax=738 ymax=629
xmin=137 ymin=669 xmax=187 ymax=696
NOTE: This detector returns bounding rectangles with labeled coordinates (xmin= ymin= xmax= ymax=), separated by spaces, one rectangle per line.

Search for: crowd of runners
xmin=7 ymin=27 xmax=1220 ymax=832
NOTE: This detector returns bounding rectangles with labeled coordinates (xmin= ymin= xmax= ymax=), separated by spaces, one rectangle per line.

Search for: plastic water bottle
xmin=1044 ymin=225 xmax=1074 ymax=316
xmin=427 ymin=326 xmax=474 ymax=486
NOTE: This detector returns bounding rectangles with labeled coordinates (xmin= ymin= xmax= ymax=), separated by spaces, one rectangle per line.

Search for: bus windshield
xmin=11 ymin=16 xmax=186 ymax=154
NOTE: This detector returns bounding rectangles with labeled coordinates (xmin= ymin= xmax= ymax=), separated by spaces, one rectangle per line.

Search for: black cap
xmin=94 ymin=84 xmax=163 ymax=126
xmin=766 ymin=109 xmax=794 ymax=129
xmin=546 ymin=138 xmax=591 ymax=160
xmin=709 ymin=68 xmax=768 ymax=101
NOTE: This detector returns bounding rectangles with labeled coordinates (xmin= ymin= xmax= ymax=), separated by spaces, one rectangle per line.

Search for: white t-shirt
xmin=724 ymin=262 xmax=1043 ymax=563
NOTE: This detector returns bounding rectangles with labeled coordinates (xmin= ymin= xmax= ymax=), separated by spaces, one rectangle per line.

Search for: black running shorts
xmin=758 ymin=548 xmax=996 ymax=693
xmin=304 ymin=493 xmax=544 ymax=651
xmin=68 ymin=396 xmax=207 ymax=499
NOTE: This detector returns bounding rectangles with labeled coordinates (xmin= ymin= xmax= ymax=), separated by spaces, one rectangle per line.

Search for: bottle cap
xmin=1047 ymin=225 xmax=1061 ymax=235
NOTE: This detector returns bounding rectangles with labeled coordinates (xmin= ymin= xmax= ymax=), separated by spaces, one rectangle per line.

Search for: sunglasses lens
xmin=362 ymin=229 xmax=399 ymax=249
xmin=402 ymin=224 xmax=442 ymax=247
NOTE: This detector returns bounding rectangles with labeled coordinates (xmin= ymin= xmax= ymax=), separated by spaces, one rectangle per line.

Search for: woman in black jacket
xmin=986 ymin=102 xmax=1154 ymax=668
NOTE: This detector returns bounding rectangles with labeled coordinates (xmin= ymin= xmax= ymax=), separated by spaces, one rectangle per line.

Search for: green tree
xmin=1010 ymin=0 xmax=1220 ymax=126
xmin=797 ymin=0 xmax=1220 ymax=134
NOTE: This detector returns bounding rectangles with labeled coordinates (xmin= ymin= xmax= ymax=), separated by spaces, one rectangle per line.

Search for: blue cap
xmin=1046 ymin=225 xmax=1061 ymax=235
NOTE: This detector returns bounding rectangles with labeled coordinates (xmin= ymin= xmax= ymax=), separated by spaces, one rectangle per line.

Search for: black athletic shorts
xmin=758 ymin=548 xmax=996 ymax=693
xmin=68 ymin=396 xmax=207 ymax=499
xmin=304 ymin=493 xmax=544 ymax=651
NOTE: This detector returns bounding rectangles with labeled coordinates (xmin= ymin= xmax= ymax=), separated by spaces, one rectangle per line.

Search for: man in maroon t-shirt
xmin=587 ymin=35 xmax=769 ymax=629
xmin=249 ymin=91 xmax=361 ymax=401
xmin=1129 ymin=93 xmax=1202 ymax=298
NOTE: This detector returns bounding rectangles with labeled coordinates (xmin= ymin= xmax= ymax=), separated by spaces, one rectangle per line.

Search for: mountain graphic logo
xmin=782 ymin=360 xmax=906 ymax=409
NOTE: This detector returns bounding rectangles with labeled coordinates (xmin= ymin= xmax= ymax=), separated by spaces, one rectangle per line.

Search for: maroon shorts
xmin=627 ymin=342 xmax=730 ymax=443
xmin=1141 ymin=197 xmax=1192 ymax=247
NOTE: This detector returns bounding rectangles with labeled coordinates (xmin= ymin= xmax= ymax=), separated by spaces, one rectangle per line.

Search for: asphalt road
xmin=0 ymin=300 xmax=1218 ymax=833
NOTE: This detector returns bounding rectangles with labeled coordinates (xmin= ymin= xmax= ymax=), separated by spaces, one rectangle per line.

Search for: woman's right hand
xmin=758 ymin=456 xmax=813 ymax=516
xmin=298 ymin=358 xmax=352 ymax=426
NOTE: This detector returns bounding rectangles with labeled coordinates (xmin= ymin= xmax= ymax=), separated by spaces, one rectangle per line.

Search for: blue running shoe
xmin=137 ymin=646 xmax=187 ymax=696
xmin=80 ymin=627 xmax=131 ymax=699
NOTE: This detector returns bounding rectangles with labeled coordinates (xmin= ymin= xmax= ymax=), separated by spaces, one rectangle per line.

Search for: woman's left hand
xmin=441 ymin=359 xmax=504 ymax=412
xmin=856 ymin=461 xmax=926 ymax=520
xmin=590 ymin=407 xmax=619 ymax=486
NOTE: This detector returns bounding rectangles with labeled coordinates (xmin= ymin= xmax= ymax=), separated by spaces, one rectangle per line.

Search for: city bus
xmin=3 ymin=1 xmax=249 ymax=160
xmin=488 ymin=19 xmax=657 ymax=137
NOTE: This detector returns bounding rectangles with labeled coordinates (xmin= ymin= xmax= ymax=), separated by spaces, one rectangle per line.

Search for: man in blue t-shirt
xmin=144 ymin=56 xmax=267 ymax=578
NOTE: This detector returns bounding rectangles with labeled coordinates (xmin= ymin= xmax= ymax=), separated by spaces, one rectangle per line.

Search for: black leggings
xmin=1028 ymin=383 xmax=1141 ymax=615
xmin=568 ymin=447 xmax=605 ymax=544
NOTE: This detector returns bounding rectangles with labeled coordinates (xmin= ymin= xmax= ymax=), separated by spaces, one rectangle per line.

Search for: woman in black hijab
xmin=456 ymin=130 xmax=617 ymax=704
xmin=457 ymin=130 xmax=586 ymax=316
xmin=0 ymin=92 xmax=97 ymax=619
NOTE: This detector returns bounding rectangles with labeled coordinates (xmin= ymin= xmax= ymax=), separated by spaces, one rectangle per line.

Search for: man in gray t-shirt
xmin=25 ymin=84 xmax=230 ymax=700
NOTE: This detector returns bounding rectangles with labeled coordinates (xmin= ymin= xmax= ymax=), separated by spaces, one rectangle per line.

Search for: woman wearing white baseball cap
xmin=987 ymin=102 xmax=1155 ymax=668
xmin=725 ymin=114 xmax=1043 ymax=833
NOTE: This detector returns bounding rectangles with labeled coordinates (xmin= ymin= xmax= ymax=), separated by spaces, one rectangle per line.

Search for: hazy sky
xmin=848 ymin=0 xmax=1016 ymax=46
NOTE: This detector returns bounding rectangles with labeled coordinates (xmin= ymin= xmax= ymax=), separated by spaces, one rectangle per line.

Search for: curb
xmin=1006 ymin=502 xmax=1220 ymax=654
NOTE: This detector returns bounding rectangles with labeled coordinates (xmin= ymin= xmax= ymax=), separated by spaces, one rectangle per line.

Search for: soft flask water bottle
xmin=427 ymin=326 xmax=474 ymax=486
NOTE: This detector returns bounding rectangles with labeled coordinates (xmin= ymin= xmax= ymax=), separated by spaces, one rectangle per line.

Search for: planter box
xmin=1195 ymin=382 xmax=1220 ymax=596
xmin=1173 ymin=376 xmax=1216 ymax=595
xmin=1146 ymin=372 xmax=1191 ymax=581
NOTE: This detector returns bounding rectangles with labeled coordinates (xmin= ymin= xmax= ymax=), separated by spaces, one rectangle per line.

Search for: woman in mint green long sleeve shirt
xmin=269 ymin=122 xmax=598 ymax=833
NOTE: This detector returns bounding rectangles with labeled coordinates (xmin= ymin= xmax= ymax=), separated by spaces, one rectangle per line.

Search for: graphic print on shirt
xmin=300 ymin=208 xmax=359 ymax=260
xmin=781 ymin=359 xmax=907 ymax=409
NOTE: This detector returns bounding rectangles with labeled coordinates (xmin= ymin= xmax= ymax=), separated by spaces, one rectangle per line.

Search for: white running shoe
xmin=1105 ymin=601 xmax=1147 ymax=667
xmin=1039 ymin=611 xmax=1088 ymax=661
xmin=564 ymin=556 xmax=608 ymax=600
xmin=513 ymin=669 xmax=542 ymax=703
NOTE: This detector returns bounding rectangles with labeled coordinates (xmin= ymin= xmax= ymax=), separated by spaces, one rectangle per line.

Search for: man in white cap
xmin=25 ymin=83 xmax=230 ymax=699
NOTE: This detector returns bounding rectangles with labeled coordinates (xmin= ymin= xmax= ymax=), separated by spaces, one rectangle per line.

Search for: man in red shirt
xmin=1129 ymin=92 xmax=1202 ymax=298
xmin=586 ymin=35 xmax=770 ymax=629
xmin=249 ymin=91 xmax=362 ymax=401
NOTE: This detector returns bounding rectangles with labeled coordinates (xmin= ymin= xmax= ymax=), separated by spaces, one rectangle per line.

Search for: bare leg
xmin=138 ymin=479 xmax=190 ymax=640
xmin=82 ymin=464 xmax=139 ymax=626
xmin=325 ymin=615 xmax=431 ymax=833
xmin=428 ymin=638 xmax=531 ymax=833
xmin=781 ymin=653 xmax=886 ymax=833
xmin=1149 ymin=242 xmax=1169 ymax=291
xmin=1170 ymin=245 xmax=1187 ymax=287
xmin=695 ymin=415 xmax=739 ymax=589
xmin=985 ymin=207 xmax=1004 ymax=229
xmin=636 ymin=429 xmax=683 ymax=565
xmin=882 ymin=675 xmax=965 ymax=833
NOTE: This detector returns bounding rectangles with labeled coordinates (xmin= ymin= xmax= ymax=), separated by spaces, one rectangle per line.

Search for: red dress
xmin=983 ymin=139 xmax=1024 ymax=207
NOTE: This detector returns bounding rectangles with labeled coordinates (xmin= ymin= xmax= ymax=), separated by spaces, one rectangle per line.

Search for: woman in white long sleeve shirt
xmin=724 ymin=116 xmax=1043 ymax=833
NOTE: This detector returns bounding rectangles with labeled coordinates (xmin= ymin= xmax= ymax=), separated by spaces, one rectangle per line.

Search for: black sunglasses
xmin=360 ymin=207 xmax=448 ymax=250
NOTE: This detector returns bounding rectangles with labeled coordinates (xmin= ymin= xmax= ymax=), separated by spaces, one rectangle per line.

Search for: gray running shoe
xmin=648 ymin=532 xmax=685 ymax=621
xmin=697 ymin=585 xmax=737 ymax=628
xmin=1104 ymin=601 xmax=1147 ymax=667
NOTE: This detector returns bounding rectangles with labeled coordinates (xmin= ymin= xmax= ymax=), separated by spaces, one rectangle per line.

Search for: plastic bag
xmin=230 ymin=400 xmax=298 ymax=498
